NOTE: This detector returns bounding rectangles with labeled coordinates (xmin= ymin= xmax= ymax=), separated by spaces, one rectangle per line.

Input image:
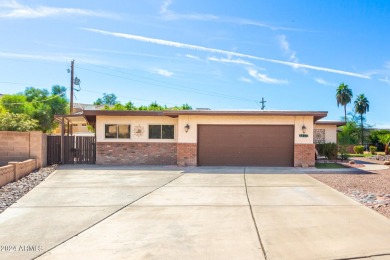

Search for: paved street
xmin=0 ymin=165 xmax=389 ymax=259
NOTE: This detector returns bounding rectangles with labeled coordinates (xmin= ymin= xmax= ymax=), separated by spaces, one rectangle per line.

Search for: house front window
xmin=105 ymin=124 xmax=131 ymax=139
xmin=149 ymin=125 xmax=174 ymax=139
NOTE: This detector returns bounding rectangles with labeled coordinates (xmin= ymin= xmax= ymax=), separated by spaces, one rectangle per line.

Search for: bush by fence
xmin=353 ymin=146 xmax=364 ymax=154
xmin=369 ymin=146 xmax=377 ymax=155
xmin=316 ymin=143 xmax=338 ymax=160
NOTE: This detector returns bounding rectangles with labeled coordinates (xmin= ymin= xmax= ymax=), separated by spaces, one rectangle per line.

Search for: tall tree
xmin=93 ymin=93 xmax=118 ymax=105
xmin=336 ymin=83 xmax=353 ymax=123
xmin=354 ymin=94 xmax=370 ymax=145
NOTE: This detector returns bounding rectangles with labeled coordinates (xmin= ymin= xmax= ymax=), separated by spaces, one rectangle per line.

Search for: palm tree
xmin=336 ymin=83 xmax=353 ymax=123
xmin=354 ymin=94 xmax=370 ymax=145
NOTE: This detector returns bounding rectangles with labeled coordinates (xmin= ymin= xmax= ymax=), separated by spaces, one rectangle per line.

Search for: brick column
xmin=29 ymin=131 xmax=47 ymax=168
xmin=294 ymin=144 xmax=315 ymax=167
xmin=177 ymin=143 xmax=197 ymax=166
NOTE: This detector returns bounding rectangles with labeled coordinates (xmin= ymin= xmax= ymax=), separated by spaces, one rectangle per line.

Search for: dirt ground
xmin=309 ymin=157 xmax=390 ymax=219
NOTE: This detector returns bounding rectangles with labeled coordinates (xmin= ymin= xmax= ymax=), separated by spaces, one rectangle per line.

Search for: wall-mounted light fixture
xmin=184 ymin=124 xmax=190 ymax=133
xmin=302 ymin=124 xmax=307 ymax=134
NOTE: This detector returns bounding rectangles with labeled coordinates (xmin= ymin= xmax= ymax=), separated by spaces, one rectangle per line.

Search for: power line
xmin=81 ymin=89 xmax=184 ymax=107
xmin=0 ymin=92 xmax=66 ymax=105
xmin=0 ymin=80 xmax=188 ymax=107
xmin=0 ymin=56 xmax=259 ymax=105
xmin=76 ymin=66 xmax=258 ymax=104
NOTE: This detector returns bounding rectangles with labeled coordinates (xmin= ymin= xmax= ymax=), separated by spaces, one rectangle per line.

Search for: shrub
xmin=316 ymin=143 xmax=338 ymax=160
xmin=353 ymin=145 xmax=364 ymax=154
xmin=338 ymin=144 xmax=349 ymax=161
xmin=0 ymin=112 xmax=39 ymax=131
xmin=369 ymin=146 xmax=377 ymax=155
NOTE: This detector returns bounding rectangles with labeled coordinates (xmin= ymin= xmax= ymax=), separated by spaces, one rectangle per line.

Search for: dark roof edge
xmin=81 ymin=110 xmax=328 ymax=121
xmin=82 ymin=110 xmax=164 ymax=116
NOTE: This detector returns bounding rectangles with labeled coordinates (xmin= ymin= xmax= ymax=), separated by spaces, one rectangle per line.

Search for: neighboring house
xmin=80 ymin=109 xmax=344 ymax=167
xmin=313 ymin=120 xmax=345 ymax=144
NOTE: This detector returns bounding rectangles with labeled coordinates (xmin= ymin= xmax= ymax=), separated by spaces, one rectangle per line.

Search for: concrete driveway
xmin=0 ymin=166 xmax=390 ymax=260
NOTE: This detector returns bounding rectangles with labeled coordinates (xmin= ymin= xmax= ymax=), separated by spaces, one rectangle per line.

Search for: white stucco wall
xmin=177 ymin=115 xmax=314 ymax=144
xmin=313 ymin=124 xmax=338 ymax=143
xmin=96 ymin=116 xmax=177 ymax=143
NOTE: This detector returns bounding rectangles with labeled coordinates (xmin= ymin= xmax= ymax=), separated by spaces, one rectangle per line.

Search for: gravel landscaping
xmin=309 ymin=157 xmax=390 ymax=219
xmin=0 ymin=165 xmax=57 ymax=214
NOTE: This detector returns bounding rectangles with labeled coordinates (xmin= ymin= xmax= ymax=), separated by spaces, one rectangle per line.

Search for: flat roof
xmin=79 ymin=110 xmax=328 ymax=124
xmin=54 ymin=114 xmax=88 ymax=124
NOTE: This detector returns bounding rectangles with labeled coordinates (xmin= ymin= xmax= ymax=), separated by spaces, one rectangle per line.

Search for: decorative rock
xmin=384 ymin=161 xmax=390 ymax=165
xmin=349 ymin=160 xmax=355 ymax=164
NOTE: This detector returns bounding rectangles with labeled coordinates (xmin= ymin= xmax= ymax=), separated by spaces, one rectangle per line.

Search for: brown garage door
xmin=198 ymin=125 xmax=294 ymax=167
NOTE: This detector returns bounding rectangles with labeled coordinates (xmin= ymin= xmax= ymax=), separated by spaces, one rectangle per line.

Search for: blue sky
xmin=0 ymin=0 xmax=389 ymax=126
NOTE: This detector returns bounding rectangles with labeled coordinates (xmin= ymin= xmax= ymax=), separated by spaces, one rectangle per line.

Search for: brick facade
xmin=177 ymin=143 xmax=197 ymax=166
xmin=96 ymin=142 xmax=177 ymax=165
xmin=294 ymin=144 xmax=315 ymax=167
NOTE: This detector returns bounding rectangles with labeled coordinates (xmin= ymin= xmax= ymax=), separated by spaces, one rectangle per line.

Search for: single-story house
xmin=78 ymin=110 xmax=344 ymax=167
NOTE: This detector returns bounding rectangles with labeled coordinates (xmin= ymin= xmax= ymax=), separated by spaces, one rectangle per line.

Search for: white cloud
xmin=0 ymin=51 xmax=111 ymax=66
xmin=247 ymin=68 xmax=288 ymax=84
xmin=239 ymin=19 xmax=303 ymax=31
xmin=379 ymin=76 xmax=390 ymax=85
xmin=159 ymin=0 xmax=217 ymax=21
xmin=278 ymin=35 xmax=306 ymax=72
xmin=239 ymin=77 xmax=252 ymax=83
xmin=154 ymin=69 xmax=173 ymax=77
xmin=160 ymin=0 xmax=172 ymax=14
xmin=82 ymin=28 xmax=371 ymax=79
xmin=0 ymin=0 xmax=117 ymax=19
xmin=159 ymin=1 xmax=300 ymax=31
xmin=185 ymin=54 xmax=200 ymax=60
xmin=208 ymin=56 xmax=253 ymax=66
xmin=314 ymin=78 xmax=335 ymax=86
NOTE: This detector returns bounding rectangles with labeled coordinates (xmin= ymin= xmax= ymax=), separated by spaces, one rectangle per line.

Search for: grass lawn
xmin=348 ymin=152 xmax=385 ymax=158
xmin=315 ymin=163 xmax=348 ymax=169
xmin=348 ymin=153 xmax=372 ymax=158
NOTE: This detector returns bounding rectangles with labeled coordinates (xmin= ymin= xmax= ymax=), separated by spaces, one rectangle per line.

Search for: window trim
xmin=148 ymin=124 xmax=175 ymax=140
xmin=104 ymin=124 xmax=131 ymax=139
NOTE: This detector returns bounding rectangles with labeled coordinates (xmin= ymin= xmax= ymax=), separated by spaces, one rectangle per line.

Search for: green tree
xmin=369 ymin=129 xmax=390 ymax=149
xmin=377 ymin=133 xmax=390 ymax=155
xmin=24 ymin=87 xmax=49 ymax=102
xmin=336 ymin=83 xmax=353 ymax=123
xmin=124 ymin=101 xmax=137 ymax=110
xmin=111 ymin=103 xmax=127 ymax=110
xmin=0 ymin=86 xmax=68 ymax=133
xmin=138 ymin=105 xmax=148 ymax=110
xmin=0 ymin=94 xmax=32 ymax=114
xmin=354 ymin=94 xmax=370 ymax=145
xmin=338 ymin=121 xmax=360 ymax=145
xmin=170 ymin=103 xmax=193 ymax=110
xmin=51 ymin=85 xmax=67 ymax=98
xmin=0 ymin=112 xmax=39 ymax=131
xmin=93 ymin=93 xmax=118 ymax=105
xmin=148 ymin=101 xmax=166 ymax=111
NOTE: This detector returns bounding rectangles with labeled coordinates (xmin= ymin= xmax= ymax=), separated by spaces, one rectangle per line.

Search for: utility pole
xmin=259 ymin=97 xmax=266 ymax=110
xmin=70 ymin=60 xmax=75 ymax=115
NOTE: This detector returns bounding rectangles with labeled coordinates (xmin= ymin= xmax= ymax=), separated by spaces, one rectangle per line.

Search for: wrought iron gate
xmin=47 ymin=136 xmax=95 ymax=165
